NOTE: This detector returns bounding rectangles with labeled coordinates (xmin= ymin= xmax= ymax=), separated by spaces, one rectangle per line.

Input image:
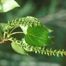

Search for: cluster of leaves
xmin=0 ymin=16 xmax=66 ymax=57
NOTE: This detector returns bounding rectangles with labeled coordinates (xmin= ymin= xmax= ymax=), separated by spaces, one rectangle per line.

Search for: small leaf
xmin=0 ymin=0 xmax=20 ymax=12
xmin=11 ymin=40 xmax=27 ymax=55
xmin=25 ymin=25 xmax=51 ymax=47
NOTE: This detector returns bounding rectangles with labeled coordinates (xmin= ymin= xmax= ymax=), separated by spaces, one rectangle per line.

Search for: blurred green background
xmin=0 ymin=0 xmax=66 ymax=66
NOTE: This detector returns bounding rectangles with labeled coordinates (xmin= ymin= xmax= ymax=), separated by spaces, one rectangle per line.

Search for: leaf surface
xmin=25 ymin=25 xmax=50 ymax=47
xmin=0 ymin=0 xmax=20 ymax=12
xmin=11 ymin=40 xmax=27 ymax=55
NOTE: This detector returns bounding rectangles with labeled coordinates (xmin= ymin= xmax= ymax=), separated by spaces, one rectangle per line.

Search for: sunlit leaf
xmin=25 ymin=25 xmax=51 ymax=47
xmin=0 ymin=0 xmax=20 ymax=12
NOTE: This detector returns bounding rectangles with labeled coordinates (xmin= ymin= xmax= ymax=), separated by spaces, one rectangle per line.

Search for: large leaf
xmin=0 ymin=0 xmax=20 ymax=12
xmin=25 ymin=25 xmax=51 ymax=47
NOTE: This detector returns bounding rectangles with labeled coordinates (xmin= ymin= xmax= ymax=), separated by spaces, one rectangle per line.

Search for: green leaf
xmin=11 ymin=40 xmax=27 ymax=55
xmin=25 ymin=25 xmax=51 ymax=47
xmin=0 ymin=0 xmax=20 ymax=12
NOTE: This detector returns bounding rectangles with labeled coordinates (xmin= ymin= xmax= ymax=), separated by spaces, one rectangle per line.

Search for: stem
xmin=3 ymin=32 xmax=7 ymax=39
xmin=8 ymin=32 xmax=24 ymax=38
xmin=0 ymin=31 xmax=24 ymax=44
xmin=10 ymin=26 xmax=19 ymax=33
xmin=0 ymin=39 xmax=11 ymax=44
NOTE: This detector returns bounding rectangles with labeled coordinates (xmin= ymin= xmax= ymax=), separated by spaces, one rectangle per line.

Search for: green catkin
xmin=0 ymin=16 xmax=66 ymax=57
xmin=16 ymin=39 xmax=66 ymax=57
xmin=7 ymin=16 xmax=66 ymax=57
xmin=5 ymin=16 xmax=41 ymax=35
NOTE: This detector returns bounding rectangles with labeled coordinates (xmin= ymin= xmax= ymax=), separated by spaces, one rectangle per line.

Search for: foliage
xmin=0 ymin=0 xmax=20 ymax=12
xmin=0 ymin=16 xmax=66 ymax=57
